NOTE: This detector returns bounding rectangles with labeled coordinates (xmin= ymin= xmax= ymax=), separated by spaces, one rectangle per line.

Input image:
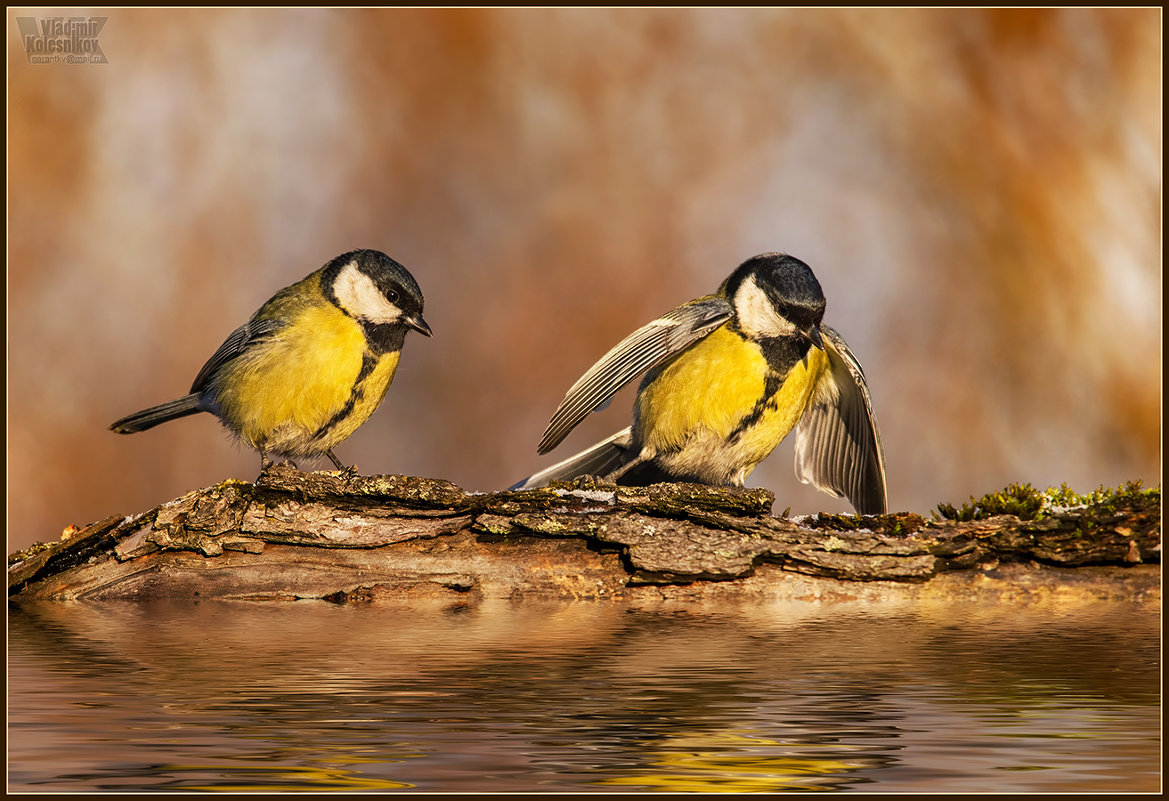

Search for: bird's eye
xmin=386 ymin=289 xmax=400 ymax=303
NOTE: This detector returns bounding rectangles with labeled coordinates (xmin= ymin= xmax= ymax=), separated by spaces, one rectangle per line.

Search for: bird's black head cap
xmin=338 ymin=249 xmax=425 ymax=318
xmin=723 ymin=252 xmax=826 ymax=332
xmin=322 ymin=249 xmax=432 ymax=350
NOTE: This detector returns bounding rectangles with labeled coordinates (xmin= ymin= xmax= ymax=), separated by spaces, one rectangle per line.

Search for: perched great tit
xmin=512 ymin=252 xmax=887 ymax=515
xmin=111 ymin=249 xmax=431 ymax=472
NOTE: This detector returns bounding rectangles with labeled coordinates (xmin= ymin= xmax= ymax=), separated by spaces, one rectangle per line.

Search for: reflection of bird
xmin=111 ymin=249 xmax=431 ymax=472
xmin=513 ymin=253 xmax=887 ymax=515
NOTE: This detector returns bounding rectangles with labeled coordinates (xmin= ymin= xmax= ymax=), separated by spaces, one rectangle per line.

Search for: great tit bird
xmin=111 ymin=249 xmax=431 ymax=472
xmin=512 ymin=253 xmax=887 ymax=515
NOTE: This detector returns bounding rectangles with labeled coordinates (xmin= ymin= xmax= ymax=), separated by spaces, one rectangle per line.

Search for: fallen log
xmin=7 ymin=467 xmax=1161 ymax=603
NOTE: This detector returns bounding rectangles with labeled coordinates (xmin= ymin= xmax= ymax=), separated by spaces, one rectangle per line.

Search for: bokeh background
xmin=8 ymin=8 xmax=1161 ymax=553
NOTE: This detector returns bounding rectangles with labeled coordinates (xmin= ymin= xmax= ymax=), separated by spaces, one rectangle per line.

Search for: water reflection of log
xmin=8 ymin=466 xmax=1160 ymax=602
xmin=11 ymin=597 xmax=1160 ymax=792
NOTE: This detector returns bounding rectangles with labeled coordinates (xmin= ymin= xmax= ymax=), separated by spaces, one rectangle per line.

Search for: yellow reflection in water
xmin=596 ymin=731 xmax=869 ymax=793
xmin=160 ymin=762 xmax=416 ymax=792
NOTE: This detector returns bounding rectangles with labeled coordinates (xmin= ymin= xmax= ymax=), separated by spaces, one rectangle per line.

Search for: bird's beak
xmin=407 ymin=314 xmax=433 ymax=337
xmin=807 ymin=325 xmax=824 ymax=351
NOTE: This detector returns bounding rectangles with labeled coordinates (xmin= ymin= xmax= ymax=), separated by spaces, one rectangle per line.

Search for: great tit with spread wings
xmin=513 ymin=252 xmax=887 ymax=515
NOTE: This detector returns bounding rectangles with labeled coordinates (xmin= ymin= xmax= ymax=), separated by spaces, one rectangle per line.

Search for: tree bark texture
xmin=8 ymin=466 xmax=1161 ymax=603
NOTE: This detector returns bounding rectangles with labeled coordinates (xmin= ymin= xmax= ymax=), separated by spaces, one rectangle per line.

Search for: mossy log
xmin=8 ymin=466 xmax=1161 ymax=603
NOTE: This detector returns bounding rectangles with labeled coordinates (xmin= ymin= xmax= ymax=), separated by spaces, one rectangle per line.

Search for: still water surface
xmin=8 ymin=597 xmax=1160 ymax=792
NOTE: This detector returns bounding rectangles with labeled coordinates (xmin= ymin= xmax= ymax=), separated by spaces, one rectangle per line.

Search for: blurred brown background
xmin=7 ymin=8 xmax=1161 ymax=553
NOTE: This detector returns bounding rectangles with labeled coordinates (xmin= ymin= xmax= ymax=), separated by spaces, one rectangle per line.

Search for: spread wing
xmin=794 ymin=325 xmax=888 ymax=515
xmin=189 ymin=318 xmax=285 ymax=393
xmin=537 ymin=297 xmax=733 ymax=454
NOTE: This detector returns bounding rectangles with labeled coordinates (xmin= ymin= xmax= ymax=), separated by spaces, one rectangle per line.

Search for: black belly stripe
xmin=311 ymin=351 xmax=377 ymax=440
xmin=727 ymin=370 xmax=784 ymax=445
xmin=725 ymin=333 xmax=811 ymax=446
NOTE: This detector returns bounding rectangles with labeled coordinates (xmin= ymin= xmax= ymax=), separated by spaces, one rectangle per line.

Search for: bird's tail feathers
xmin=110 ymin=394 xmax=203 ymax=434
xmin=510 ymin=427 xmax=635 ymax=490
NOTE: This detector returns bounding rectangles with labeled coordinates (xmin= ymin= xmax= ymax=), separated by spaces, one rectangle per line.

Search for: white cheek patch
xmin=733 ymin=274 xmax=796 ymax=337
xmin=334 ymin=261 xmax=403 ymax=324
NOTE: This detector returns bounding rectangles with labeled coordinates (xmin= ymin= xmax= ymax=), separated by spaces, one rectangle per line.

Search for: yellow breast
xmin=211 ymin=303 xmax=400 ymax=456
xmin=313 ymin=352 xmax=400 ymax=451
xmin=635 ymin=325 xmax=828 ymax=484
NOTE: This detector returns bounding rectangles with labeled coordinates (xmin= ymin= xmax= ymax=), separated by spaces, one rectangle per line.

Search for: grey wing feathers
xmin=189 ymin=318 xmax=285 ymax=393
xmin=537 ymin=297 xmax=733 ymax=454
xmin=512 ymin=427 xmax=634 ymax=490
xmin=794 ymin=325 xmax=888 ymax=515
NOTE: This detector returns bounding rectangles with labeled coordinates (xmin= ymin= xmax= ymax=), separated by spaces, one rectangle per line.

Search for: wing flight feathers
xmin=190 ymin=318 xmax=285 ymax=393
xmin=794 ymin=325 xmax=888 ymax=515
xmin=537 ymin=297 xmax=732 ymax=454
